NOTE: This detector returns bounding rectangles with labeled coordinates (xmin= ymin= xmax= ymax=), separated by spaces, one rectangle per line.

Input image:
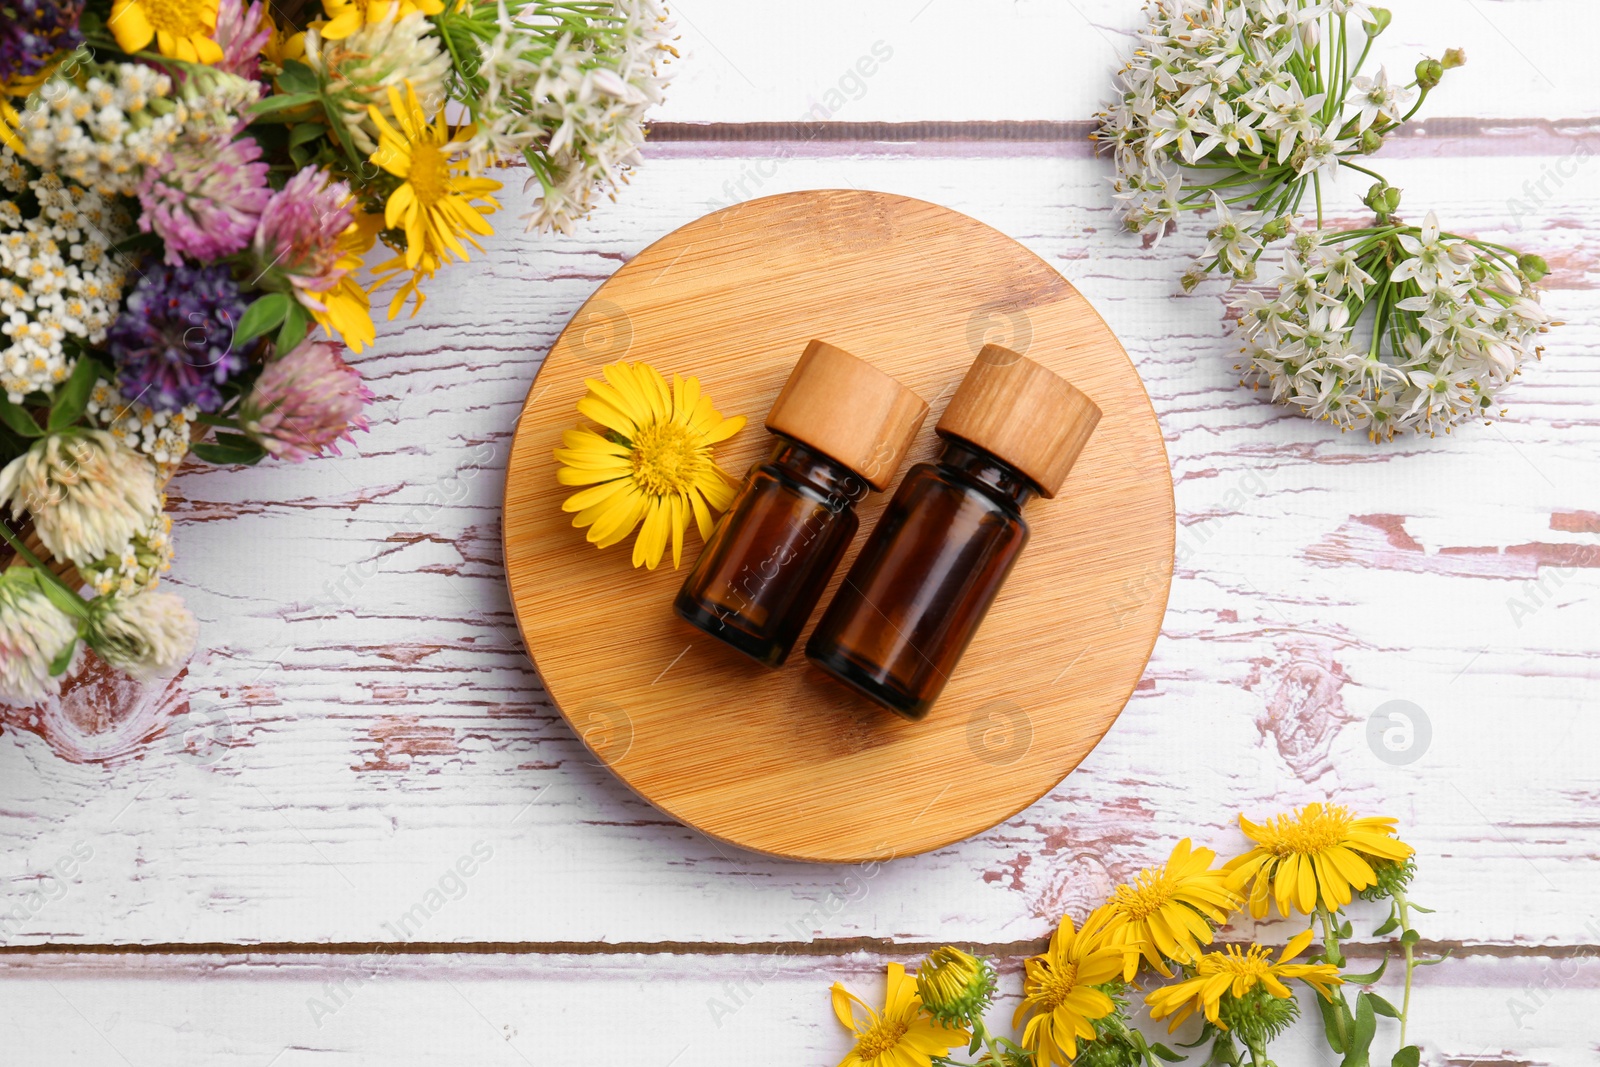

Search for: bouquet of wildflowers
xmin=826 ymin=803 xmax=1437 ymax=1067
xmin=1096 ymin=0 xmax=1554 ymax=442
xmin=0 ymin=0 xmax=673 ymax=706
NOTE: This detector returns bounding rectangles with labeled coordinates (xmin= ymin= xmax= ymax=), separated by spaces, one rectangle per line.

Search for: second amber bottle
xmin=674 ymin=340 xmax=927 ymax=667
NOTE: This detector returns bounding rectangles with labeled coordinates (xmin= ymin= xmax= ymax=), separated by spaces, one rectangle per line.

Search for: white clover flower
xmin=0 ymin=568 xmax=80 ymax=704
xmin=306 ymin=11 xmax=452 ymax=155
xmin=0 ymin=430 xmax=162 ymax=569
xmin=86 ymin=590 xmax=196 ymax=678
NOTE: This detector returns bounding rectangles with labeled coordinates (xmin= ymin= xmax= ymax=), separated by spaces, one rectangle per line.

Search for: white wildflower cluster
xmin=0 ymin=154 xmax=131 ymax=401
xmin=80 ymin=503 xmax=175 ymax=598
xmin=86 ymin=379 xmax=195 ymax=479
xmin=307 ymin=11 xmax=452 ymax=154
xmin=463 ymin=0 xmax=674 ymax=233
xmin=11 ymin=62 xmax=185 ymax=196
xmin=1233 ymin=214 xmax=1552 ymax=441
xmin=1098 ymin=0 xmax=1411 ymax=248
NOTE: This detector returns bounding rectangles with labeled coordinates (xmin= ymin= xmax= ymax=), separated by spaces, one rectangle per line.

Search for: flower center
xmin=1110 ymin=868 xmax=1175 ymax=921
xmin=1262 ymin=803 xmax=1354 ymax=856
xmin=141 ymin=0 xmax=212 ymax=37
xmin=1210 ymin=945 xmax=1273 ymax=982
xmin=1035 ymin=961 xmax=1082 ymax=1011
xmin=852 ymin=1019 xmax=909 ymax=1061
xmin=406 ymin=142 xmax=451 ymax=206
xmin=630 ymin=420 xmax=701 ymax=497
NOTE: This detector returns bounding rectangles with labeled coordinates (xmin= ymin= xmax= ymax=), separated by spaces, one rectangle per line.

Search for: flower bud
xmin=1518 ymin=253 xmax=1550 ymax=283
xmin=1260 ymin=215 xmax=1291 ymax=241
xmin=1415 ymin=58 xmax=1444 ymax=90
xmin=915 ymin=947 xmax=995 ymax=1027
xmin=1181 ymin=268 xmax=1206 ymax=293
xmin=1442 ymin=47 xmax=1467 ymax=69
xmin=1359 ymin=129 xmax=1385 ymax=155
xmin=1366 ymin=7 xmax=1392 ymax=34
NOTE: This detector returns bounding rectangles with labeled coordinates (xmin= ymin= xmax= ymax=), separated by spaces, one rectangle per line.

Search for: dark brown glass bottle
xmin=806 ymin=345 xmax=1101 ymax=719
xmin=674 ymin=340 xmax=927 ymax=667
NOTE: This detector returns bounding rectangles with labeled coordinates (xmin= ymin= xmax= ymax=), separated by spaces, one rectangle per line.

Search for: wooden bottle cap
xmin=937 ymin=344 xmax=1101 ymax=499
xmin=765 ymin=340 xmax=929 ymax=492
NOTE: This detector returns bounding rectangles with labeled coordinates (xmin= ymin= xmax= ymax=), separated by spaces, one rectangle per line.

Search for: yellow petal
xmin=108 ymin=0 xmax=156 ymax=51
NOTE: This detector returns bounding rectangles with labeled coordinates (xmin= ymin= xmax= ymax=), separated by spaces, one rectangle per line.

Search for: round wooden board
xmin=503 ymin=190 xmax=1174 ymax=863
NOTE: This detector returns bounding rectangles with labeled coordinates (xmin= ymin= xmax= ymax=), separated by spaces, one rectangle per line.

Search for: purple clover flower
xmin=107 ymin=262 xmax=248 ymax=413
xmin=138 ymin=132 xmax=271 ymax=266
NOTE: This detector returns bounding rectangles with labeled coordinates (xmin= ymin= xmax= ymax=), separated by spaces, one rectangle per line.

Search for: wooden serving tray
xmin=502 ymin=190 xmax=1174 ymax=863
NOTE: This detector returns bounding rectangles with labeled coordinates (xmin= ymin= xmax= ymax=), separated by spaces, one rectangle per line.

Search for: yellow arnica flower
xmin=109 ymin=0 xmax=225 ymax=64
xmin=368 ymin=82 xmax=502 ymax=274
xmin=306 ymin=211 xmax=382 ymax=353
xmin=2 ymin=65 xmax=59 ymax=155
xmin=1224 ymin=802 xmax=1415 ymax=918
xmin=1091 ymin=838 xmax=1242 ymax=981
xmin=1144 ymin=929 xmax=1343 ymax=1032
xmin=317 ymin=0 xmax=446 ymax=39
xmin=830 ymin=963 xmax=968 ymax=1067
xmin=1013 ymin=912 xmax=1127 ymax=1067
xmin=556 ymin=362 xmax=745 ymax=570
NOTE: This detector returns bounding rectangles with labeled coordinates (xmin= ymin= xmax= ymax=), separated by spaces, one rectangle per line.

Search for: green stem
xmin=1318 ymin=906 xmax=1349 ymax=1047
xmin=968 ymin=1018 xmax=1009 ymax=1067
xmin=1395 ymin=890 xmax=1415 ymax=1047
xmin=0 ymin=523 xmax=89 ymax=617
xmin=1337 ymin=158 xmax=1386 ymax=182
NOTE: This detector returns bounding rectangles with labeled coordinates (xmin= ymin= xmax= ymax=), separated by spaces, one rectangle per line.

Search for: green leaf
xmin=1338 ymin=919 xmax=1353 ymax=938
xmin=1400 ymin=929 xmax=1420 ymax=945
xmin=288 ymin=122 xmax=326 ymax=148
xmin=1416 ymin=947 xmax=1452 ymax=967
xmin=1372 ymin=914 xmax=1400 ymax=936
xmin=1317 ymin=991 xmax=1348 ymax=1055
xmin=48 ymin=356 xmax=102 ymax=431
xmin=1342 ymin=955 xmax=1388 ymax=984
xmin=48 ymin=634 xmax=79 ymax=676
xmin=1409 ymin=903 xmax=1436 ymax=914
xmin=31 ymin=570 xmax=87 ymax=622
xmin=1340 ymin=993 xmax=1378 ymax=1067
xmin=1150 ymin=1044 xmax=1185 ymax=1062
xmin=0 ymin=394 xmax=43 ymax=438
xmin=191 ymin=432 xmax=267 ymax=466
xmin=235 ymin=292 xmax=291 ymax=347
xmin=276 ymin=59 xmax=318 ymax=94
xmin=1392 ymin=1046 xmax=1421 ymax=1067
xmin=249 ymin=92 xmax=320 ymax=116
xmin=1368 ymin=994 xmax=1401 ymax=1018
xmin=276 ymin=301 xmax=310 ymax=353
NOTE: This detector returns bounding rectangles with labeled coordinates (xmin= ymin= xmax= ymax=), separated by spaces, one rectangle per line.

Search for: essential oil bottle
xmin=674 ymin=340 xmax=928 ymax=667
xmin=805 ymin=344 xmax=1101 ymax=719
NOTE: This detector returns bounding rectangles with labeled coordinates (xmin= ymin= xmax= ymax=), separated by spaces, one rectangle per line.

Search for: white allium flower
xmin=0 ymin=568 xmax=80 ymax=704
xmin=0 ymin=430 xmax=161 ymax=569
xmin=306 ymin=11 xmax=452 ymax=155
xmin=0 ymin=153 xmax=131 ymax=401
xmin=459 ymin=0 xmax=674 ymax=234
xmin=87 ymin=590 xmax=196 ymax=678
xmin=1232 ymin=213 xmax=1553 ymax=440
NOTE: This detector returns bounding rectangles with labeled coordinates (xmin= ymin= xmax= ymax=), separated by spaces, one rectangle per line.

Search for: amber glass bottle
xmin=806 ymin=345 xmax=1101 ymax=718
xmin=674 ymin=340 xmax=927 ymax=667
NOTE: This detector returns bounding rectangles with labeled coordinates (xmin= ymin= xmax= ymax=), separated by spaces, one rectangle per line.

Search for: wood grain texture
xmin=0 ymin=146 xmax=1592 ymax=958
xmin=502 ymin=190 xmax=1175 ymax=861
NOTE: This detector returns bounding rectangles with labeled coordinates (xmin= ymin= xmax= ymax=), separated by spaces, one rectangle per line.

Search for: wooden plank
xmin=0 ymin=950 xmax=1593 ymax=1065
xmin=0 ymin=149 xmax=1595 ymax=945
xmin=651 ymin=0 xmax=1599 ymax=123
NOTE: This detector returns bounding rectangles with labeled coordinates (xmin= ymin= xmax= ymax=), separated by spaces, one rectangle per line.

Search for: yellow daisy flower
xmin=830 ymin=963 xmax=968 ymax=1067
xmin=1144 ymin=929 xmax=1344 ymax=1032
xmin=109 ymin=0 xmax=225 ymax=64
xmin=1013 ymin=912 xmax=1128 ymax=1067
xmin=317 ymin=0 xmax=446 ymax=39
xmin=1091 ymin=838 xmax=1243 ymax=981
xmin=1224 ymin=802 xmax=1415 ymax=918
xmin=368 ymin=82 xmax=501 ymax=271
xmin=556 ymin=362 xmax=745 ymax=570
xmin=305 ymin=211 xmax=382 ymax=352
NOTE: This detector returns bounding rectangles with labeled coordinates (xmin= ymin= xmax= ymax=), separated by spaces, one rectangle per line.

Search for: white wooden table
xmin=2 ymin=2 xmax=1597 ymax=1062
